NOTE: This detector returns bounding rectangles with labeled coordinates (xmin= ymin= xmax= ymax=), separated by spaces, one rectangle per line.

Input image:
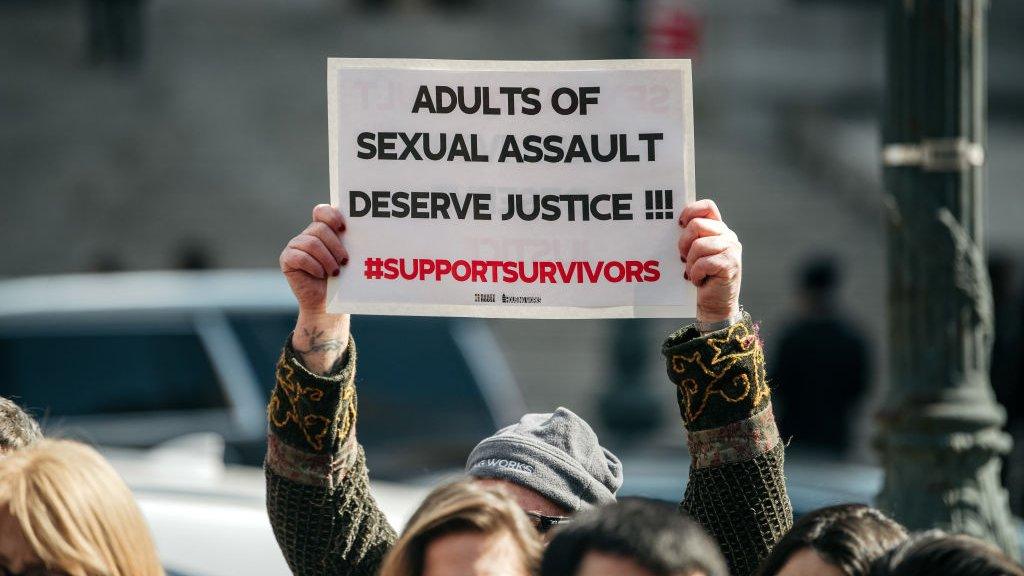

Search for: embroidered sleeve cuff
xmin=662 ymin=313 xmax=771 ymax=432
xmin=267 ymin=336 xmax=359 ymax=456
xmin=687 ymin=405 xmax=780 ymax=468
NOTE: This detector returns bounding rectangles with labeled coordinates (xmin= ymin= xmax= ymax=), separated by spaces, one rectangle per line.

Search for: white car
xmin=0 ymin=270 xmax=526 ymax=472
xmin=0 ymin=270 xmax=524 ymax=575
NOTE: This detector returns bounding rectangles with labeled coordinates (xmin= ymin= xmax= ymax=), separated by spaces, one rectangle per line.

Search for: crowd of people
xmin=0 ymin=199 xmax=1021 ymax=575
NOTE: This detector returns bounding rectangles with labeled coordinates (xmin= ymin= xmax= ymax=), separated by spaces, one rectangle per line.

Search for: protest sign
xmin=326 ymin=58 xmax=696 ymax=318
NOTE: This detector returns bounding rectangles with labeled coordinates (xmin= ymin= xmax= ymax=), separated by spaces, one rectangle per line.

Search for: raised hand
xmin=279 ymin=204 xmax=351 ymax=374
xmin=678 ymin=199 xmax=742 ymax=323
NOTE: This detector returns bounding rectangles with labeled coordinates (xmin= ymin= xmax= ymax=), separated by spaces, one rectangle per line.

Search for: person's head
xmin=0 ymin=397 xmax=42 ymax=455
xmin=870 ymin=530 xmax=1023 ymax=576
xmin=0 ymin=439 xmax=164 ymax=576
xmin=379 ymin=479 xmax=543 ymax=576
xmin=798 ymin=257 xmax=840 ymax=311
xmin=757 ymin=504 xmax=907 ymax=576
xmin=540 ymin=498 xmax=728 ymax=576
xmin=465 ymin=408 xmax=622 ymax=534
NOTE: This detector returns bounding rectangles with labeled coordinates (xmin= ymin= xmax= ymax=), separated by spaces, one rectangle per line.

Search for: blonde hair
xmin=0 ymin=439 xmax=164 ymax=576
xmin=379 ymin=479 xmax=543 ymax=576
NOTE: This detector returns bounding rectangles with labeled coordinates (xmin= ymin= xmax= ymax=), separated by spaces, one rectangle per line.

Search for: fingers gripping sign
xmin=279 ymin=204 xmax=350 ymax=316
xmin=678 ymin=199 xmax=742 ymax=324
xmin=313 ymin=203 xmax=346 ymax=233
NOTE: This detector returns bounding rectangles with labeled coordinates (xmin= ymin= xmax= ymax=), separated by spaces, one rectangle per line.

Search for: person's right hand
xmin=279 ymin=204 xmax=349 ymax=317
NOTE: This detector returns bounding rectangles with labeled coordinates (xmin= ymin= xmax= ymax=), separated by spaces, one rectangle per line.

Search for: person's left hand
xmin=678 ymin=199 xmax=742 ymax=323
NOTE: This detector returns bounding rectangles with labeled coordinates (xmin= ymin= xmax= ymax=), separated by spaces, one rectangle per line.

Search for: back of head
xmin=466 ymin=407 xmax=623 ymax=513
xmin=0 ymin=439 xmax=164 ymax=576
xmin=0 ymin=397 xmax=42 ymax=454
xmin=541 ymin=498 xmax=728 ymax=576
xmin=800 ymin=257 xmax=839 ymax=295
xmin=870 ymin=530 xmax=1023 ymax=576
xmin=757 ymin=504 xmax=907 ymax=576
xmin=380 ymin=479 xmax=543 ymax=576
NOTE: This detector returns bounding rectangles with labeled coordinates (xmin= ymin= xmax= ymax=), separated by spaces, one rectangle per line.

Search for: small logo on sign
xmin=502 ymin=294 xmax=542 ymax=304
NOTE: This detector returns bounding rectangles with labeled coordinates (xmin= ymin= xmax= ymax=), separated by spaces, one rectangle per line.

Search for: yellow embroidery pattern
xmin=338 ymin=384 xmax=356 ymax=442
xmin=268 ymin=358 xmax=332 ymax=452
xmin=670 ymin=322 xmax=769 ymax=423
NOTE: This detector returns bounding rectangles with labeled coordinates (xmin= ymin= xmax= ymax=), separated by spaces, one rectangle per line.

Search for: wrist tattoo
xmin=294 ymin=328 xmax=344 ymax=361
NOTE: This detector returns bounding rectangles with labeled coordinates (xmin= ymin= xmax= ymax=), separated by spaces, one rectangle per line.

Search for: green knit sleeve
xmin=265 ymin=336 xmax=397 ymax=576
xmin=662 ymin=315 xmax=793 ymax=576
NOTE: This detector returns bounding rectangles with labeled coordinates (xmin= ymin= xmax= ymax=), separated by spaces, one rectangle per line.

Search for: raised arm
xmin=665 ymin=199 xmax=793 ymax=576
xmin=265 ymin=204 xmax=396 ymax=576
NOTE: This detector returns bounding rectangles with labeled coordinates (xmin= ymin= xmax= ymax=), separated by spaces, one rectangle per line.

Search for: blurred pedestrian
xmin=265 ymin=199 xmax=792 ymax=576
xmin=756 ymin=504 xmax=907 ymax=576
xmin=540 ymin=498 xmax=727 ymax=576
xmin=869 ymin=530 xmax=1023 ymax=576
xmin=0 ymin=439 xmax=164 ymax=576
xmin=0 ymin=396 xmax=41 ymax=455
xmin=379 ymin=480 xmax=543 ymax=576
xmin=771 ymin=257 xmax=870 ymax=456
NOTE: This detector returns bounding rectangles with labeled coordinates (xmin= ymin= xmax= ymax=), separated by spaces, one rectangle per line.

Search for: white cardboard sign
xmin=326 ymin=58 xmax=696 ymax=318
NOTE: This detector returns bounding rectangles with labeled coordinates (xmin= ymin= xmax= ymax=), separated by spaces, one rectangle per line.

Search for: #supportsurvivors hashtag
xmin=361 ymin=257 xmax=660 ymax=284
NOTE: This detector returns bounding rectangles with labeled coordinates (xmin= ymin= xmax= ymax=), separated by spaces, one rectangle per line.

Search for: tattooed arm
xmin=267 ymin=205 xmax=397 ymax=576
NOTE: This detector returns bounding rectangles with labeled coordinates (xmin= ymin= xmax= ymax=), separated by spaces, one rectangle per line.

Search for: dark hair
xmin=756 ymin=504 xmax=907 ymax=576
xmin=800 ymin=257 xmax=839 ymax=293
xmin=541 ymin=498 xmax=727 ymax=576
xmin=0 ymin=396 xmax=42 ymax=452
xmin=870 ymin=530 xmax=1023 ymax=576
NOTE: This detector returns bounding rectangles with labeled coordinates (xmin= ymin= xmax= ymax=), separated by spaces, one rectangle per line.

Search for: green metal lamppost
xmin=876 ymin=0 xmax=1018 ymax=558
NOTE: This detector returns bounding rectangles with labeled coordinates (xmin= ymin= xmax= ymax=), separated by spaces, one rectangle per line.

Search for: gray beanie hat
xmin=465 ymin=407 xmax=623 ymax=513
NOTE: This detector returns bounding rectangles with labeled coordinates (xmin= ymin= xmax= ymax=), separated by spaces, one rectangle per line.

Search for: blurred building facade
xmin=2 ymin=0 xmax=1023 ymax=456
